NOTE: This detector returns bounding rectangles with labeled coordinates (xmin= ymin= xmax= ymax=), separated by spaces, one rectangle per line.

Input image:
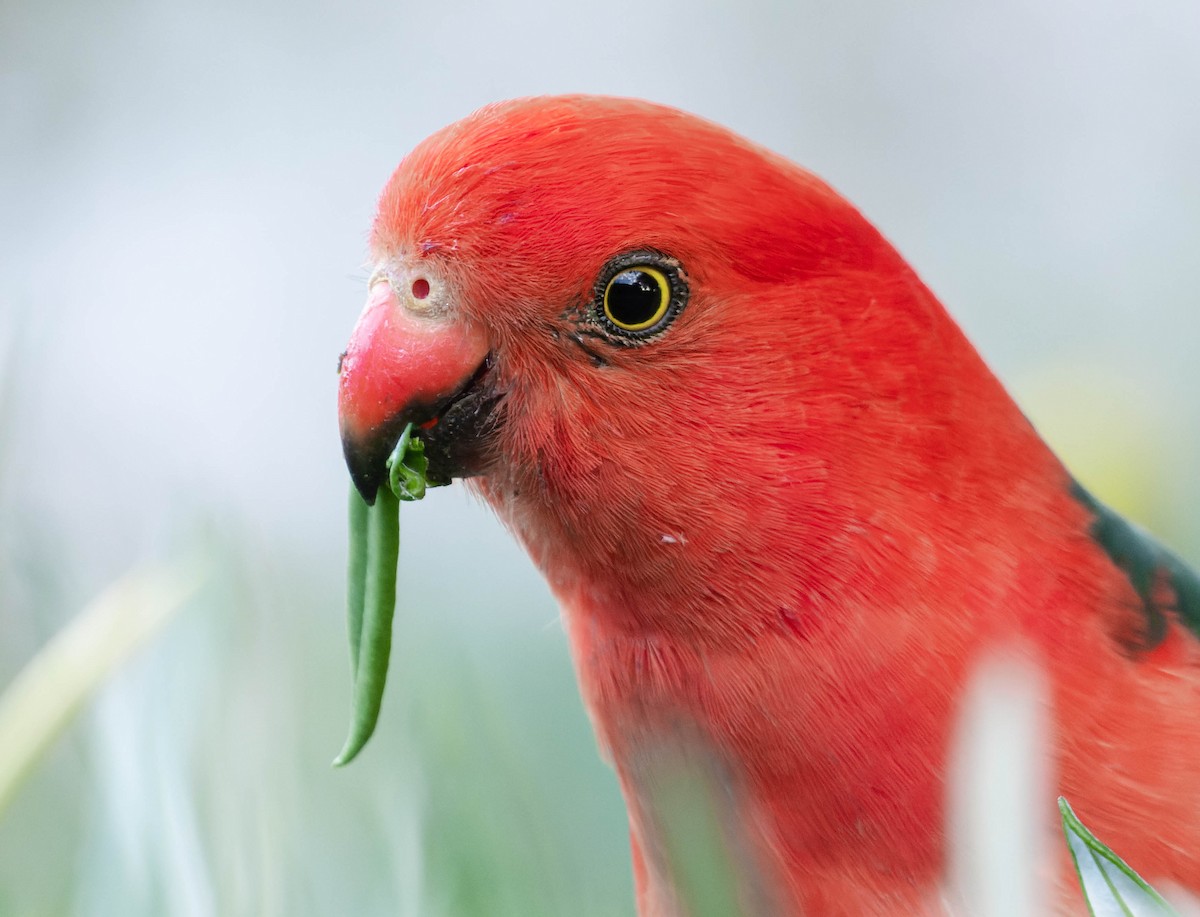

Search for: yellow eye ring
xmin=602 ymin=266 xmax=672 ymax=332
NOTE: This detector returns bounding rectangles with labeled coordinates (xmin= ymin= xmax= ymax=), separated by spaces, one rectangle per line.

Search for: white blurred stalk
xmin=76 ymin=626 xmax=216 ymax=917
xmin=946 ymin=650 xmax=1053 ymax=916
xmin=0 ymin=563 xmax=200 ymax=815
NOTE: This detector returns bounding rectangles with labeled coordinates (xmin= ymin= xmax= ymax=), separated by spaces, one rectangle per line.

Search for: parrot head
xmin=338 ymin=95 xmax=1025 ymax=630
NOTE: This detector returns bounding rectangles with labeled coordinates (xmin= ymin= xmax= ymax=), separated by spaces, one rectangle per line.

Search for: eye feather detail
xmin=592 ymin=250 xmax=688 ymax=342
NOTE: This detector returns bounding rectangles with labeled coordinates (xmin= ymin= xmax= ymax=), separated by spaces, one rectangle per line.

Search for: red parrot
xmin=336 ymin=95 xmax=1200 ymax=915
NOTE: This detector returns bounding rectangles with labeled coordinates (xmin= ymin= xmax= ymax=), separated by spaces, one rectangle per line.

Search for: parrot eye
xmin=593 ymin=251 xmax=687 ymax=340
xmin=604 ymin=267 xmax=670 ymax=331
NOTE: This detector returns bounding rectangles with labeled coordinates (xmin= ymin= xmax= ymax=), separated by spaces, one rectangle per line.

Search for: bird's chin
xmin=414 ymin=356 xmax=504 ymax=485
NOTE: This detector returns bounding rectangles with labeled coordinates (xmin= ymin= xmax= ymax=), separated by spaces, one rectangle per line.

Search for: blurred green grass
xmin=0 ymin=516 xmax=633 ymax=916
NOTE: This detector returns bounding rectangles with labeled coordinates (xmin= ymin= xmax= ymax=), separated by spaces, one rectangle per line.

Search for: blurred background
xmin=1 ymin=0 xmax=1198 ymax=914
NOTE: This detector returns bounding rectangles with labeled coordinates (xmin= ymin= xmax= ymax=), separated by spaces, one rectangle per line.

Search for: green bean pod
xmin=345 ymin=487 xmax=370 ymax=679
xmin=336 ymin=423 xmax=436 ymax=767
xmin=334 ymin=484 xmax=400 ymax=766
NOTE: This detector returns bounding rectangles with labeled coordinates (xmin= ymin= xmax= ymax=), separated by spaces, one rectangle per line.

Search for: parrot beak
xmin=337 ymin=277 xmax=493 ymax=503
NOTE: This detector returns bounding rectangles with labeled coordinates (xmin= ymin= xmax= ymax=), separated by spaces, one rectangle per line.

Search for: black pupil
xmin=608 ymin=270 xmax=663 ymax=326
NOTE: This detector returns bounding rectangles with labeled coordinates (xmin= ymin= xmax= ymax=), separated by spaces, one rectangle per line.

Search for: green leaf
xmin=635 ymin=741 xmax=754 ymax=917
xmin=1060 ymin=797 xmax=1177 ymax=917
xmin=387 ymin=423 xmax=434 ymax=501
xmin=653 ymin=770 xmax=743 ymax=917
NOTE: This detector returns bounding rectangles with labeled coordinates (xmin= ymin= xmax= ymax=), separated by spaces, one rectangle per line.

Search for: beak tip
xmin=342 ymin=428 xmax=386 ymax=505
xmin=351 ymin=473 xmax=380 ymax=505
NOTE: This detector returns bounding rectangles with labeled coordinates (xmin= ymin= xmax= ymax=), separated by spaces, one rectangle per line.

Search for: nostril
xmin=411 ymin=278 xmax=430 ymax=300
